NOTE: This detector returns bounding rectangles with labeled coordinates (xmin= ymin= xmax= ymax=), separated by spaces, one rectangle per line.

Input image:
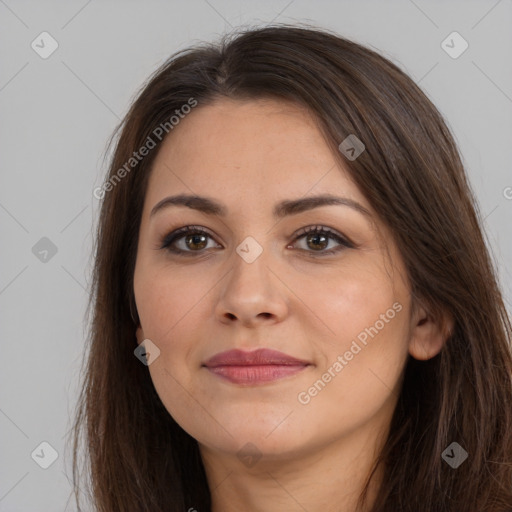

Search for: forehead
xmin=146 ymin=97 xmax=369 ymax=212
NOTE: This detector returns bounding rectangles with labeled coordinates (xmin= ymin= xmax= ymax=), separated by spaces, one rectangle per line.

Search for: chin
xmin=200 ymin=415 xmax=318 ymax=457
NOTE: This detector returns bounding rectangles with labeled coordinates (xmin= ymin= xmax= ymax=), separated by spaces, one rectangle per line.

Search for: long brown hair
xmin=70 ymin=24 xmax=512 ymax=511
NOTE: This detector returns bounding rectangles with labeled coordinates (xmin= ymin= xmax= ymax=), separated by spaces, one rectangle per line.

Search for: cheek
xmin=135 ymin=263 xmax=210 ymax=345
xmin=296 ymin=264 xmax=409 ymax=411
xmin=299 ymin=258 xmax=405 ymax=347
xmin=135 ymin=267 xmax=216 ymax=436
xmin=134 ymin=263 xmax=217 ymax=399
xmin=295 ymin=310 xmax=409 ymax=444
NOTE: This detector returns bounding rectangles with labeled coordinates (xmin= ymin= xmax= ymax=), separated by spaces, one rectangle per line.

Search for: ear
xmin=135 ymin=325 xmax=145 ymax=345
xmin=408 ymin=304 xmax=454 ymax=361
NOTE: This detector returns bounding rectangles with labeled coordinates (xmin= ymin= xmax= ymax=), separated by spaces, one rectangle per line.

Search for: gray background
xmin=1 ymin=0 xmax=511 ymax=510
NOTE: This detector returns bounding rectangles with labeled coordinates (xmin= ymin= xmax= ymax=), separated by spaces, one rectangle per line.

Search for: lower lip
xmin=205 ymin=364 xmax=309 ymax=384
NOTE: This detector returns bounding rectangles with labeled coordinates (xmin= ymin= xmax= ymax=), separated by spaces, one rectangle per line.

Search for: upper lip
xmin=203 ymin=348 xmax=310 ymax=367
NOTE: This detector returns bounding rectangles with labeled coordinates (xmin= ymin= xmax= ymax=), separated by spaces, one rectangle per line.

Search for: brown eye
xmin=292 ymin=226 xmax=353 ymax=256
xmin=160 ymin=226 xmax=220 ymax=255
xmin=305 ymin=232 xmax=329 ymax=251
xmin=184 ymin=233 xmax=208 ymax=251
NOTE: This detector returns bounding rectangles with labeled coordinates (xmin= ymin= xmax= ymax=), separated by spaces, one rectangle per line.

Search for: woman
xmin=71 ymin=24 xmax=512 ymax=511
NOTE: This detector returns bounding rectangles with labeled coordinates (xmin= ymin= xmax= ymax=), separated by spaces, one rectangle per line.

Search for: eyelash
xmin=159 ymin=224 xmax=353 ymax=257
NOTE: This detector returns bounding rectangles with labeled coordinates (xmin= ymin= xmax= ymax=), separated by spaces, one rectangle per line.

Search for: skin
xmin=133 ymin=98 xmax=451 ymax=512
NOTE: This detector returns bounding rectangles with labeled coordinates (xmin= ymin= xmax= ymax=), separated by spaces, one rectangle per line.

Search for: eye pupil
xmin=307 ymin=233 xmax=328 ymax=251
xmin=186 ymin=233 xmax=207 ymax=250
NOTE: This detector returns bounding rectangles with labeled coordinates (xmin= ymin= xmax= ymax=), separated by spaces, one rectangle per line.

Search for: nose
xmin=214 ymin=245 xmax=289 ymax=327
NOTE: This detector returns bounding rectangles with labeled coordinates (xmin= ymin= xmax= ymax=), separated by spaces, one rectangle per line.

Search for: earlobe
xmin=408 ymin=306 xmax=454 ymax=361
xmin=135 ymin=325 xmax=145 ymax=345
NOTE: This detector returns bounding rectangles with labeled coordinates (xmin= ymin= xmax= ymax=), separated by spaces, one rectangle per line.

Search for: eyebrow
xmin=150 ymin=193 xmax=372 ymax=219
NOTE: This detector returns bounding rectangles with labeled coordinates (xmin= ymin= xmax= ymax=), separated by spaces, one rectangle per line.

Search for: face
xmin=133 ymin=97 xmax=421 ymax=467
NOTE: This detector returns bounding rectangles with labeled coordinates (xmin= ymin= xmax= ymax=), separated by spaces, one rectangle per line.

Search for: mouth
xmin=202 ymin=348 xmax=311 ymax=385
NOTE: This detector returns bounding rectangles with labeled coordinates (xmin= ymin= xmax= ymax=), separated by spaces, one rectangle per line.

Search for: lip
xmin=203 ymin=348 xmax=311 ymax=385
